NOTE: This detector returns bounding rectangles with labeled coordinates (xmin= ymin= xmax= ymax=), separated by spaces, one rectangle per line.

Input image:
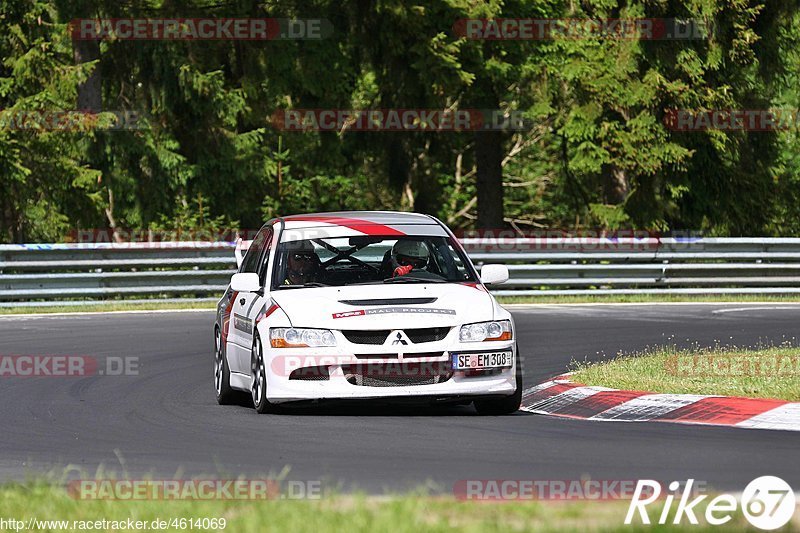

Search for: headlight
xmin=270 ymin=328 xmax=337 ymax=348
xmin=459 ymin=320 xmax=512 ymax=342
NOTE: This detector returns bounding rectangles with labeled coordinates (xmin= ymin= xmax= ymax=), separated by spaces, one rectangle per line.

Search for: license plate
xmin=452 ymin=351 xmax=513 ymax=370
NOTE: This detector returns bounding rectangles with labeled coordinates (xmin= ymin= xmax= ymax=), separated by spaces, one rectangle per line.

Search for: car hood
xmin=270 ymin=283 xmax=494 ymax=329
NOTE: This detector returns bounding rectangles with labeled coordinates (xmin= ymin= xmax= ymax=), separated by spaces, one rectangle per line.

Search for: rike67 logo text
xmin=626 ymin=477 xmax=796 ymax=530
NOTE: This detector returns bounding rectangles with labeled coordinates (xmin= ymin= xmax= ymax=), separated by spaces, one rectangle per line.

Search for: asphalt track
xmin=0 ymin=304 xmax=798 ymax=493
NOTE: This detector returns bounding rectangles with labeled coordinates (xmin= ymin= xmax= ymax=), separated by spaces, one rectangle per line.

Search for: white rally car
xmin=213 ymin=211 xmax=522 ymax=414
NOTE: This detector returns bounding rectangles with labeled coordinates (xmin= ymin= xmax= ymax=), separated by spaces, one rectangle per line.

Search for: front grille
xmin=342 ymin=330 xmax=391 ymax=345
xmin=343 ymin=361 xmax=453 ymax=387
xmin=404 ymin=327 xmax=451 ymax=343
xmin=289 ymin=366 xmax=330 ymax=381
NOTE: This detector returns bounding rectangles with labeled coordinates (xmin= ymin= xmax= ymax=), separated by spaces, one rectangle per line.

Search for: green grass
xmin=497 ymin=293 xmax=800 ymax=305
xmin=0 ymin=301 xmax=216 ymax=315
xmin=0 ymin=480 xmax=783 ymax=532
xmin=571 ymin=345 xmax=800 ymax=401
xmin=2 ymin=293 xmax=800 ymax=315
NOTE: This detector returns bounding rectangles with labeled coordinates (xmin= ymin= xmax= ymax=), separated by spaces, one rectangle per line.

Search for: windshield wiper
xmin=382 ymin=276 xmax=446 ymax=284
xmin=278 ymin=282 xmax=329 ymax=289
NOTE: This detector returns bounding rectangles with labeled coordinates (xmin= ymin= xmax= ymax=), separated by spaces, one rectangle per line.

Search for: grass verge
xmin=571 ymin=346 xmax=800 ymax=401
xmin=0 ymin=301 xmax=216 ymax=315
xmin=3 ymin=293 xmax=800 ymax=315
xmin=497 ymin=293 xmax=800 ymax=305
xmin=0 ymin=481 xmax=784 ymax=532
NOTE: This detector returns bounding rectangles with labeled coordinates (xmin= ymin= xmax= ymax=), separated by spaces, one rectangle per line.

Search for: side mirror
xmin=231 ymin=272 xmax=261 ymax=293
xmin=480 ymin=264 xmax=509 ymax=285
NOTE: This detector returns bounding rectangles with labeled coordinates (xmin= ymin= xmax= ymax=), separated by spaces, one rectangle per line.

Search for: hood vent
xmin=338 ymin=298 xmax=437 ymax=306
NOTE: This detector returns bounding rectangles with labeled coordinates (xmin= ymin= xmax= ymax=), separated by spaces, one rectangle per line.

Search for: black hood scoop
xmin=338 ymin=298 xmax=437 ymax=306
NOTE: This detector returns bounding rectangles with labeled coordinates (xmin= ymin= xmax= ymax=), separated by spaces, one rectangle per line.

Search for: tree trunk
xmin=1 ymin=186 xmax=12 ymax=243
xmin=602 ymin=164 xmax=629 ymax=204
xmin=475 ymin=130 xmax=504 ymax=229
xmin=73 ymin=38 xmax=102 ymax=112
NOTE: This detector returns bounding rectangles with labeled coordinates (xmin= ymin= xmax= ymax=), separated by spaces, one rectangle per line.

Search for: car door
xmin=227 ymin=226 xmax=271 ymax=374
xmin=238 ymin=230 xmax=278 ymax=371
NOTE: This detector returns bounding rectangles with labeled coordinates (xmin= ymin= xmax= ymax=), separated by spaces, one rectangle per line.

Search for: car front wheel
xmin=251 ymin=334 xmax=280 ymax=414
xmin=474 ymin=344 xmax=523 ymax=415
xmin=214 ymin=328 xmax=236 ymax=405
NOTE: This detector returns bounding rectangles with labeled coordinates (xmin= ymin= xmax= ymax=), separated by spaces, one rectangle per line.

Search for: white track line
xmin=505 ymin=302 xmax=800 ymax=309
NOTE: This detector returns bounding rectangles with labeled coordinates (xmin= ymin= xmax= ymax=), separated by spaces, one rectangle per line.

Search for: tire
xmin=251 ymin=334 xmax=280 ymax=414
xmin=214 ymin=327 xmax=237 ymax=405
xmin=474 ymin=344 xmax=523 ymax=416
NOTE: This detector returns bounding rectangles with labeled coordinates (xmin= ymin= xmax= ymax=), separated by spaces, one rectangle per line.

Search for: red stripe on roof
xmin=283 ymin=215 xmax=405 ymax=236
xmin=654 ymin=396 xmax=788 ymax=425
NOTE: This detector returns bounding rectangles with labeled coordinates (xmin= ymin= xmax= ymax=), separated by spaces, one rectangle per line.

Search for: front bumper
xmin=264 ymin=343 xmax=517 ymax=403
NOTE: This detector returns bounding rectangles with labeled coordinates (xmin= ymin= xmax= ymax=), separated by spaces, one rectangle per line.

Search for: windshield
xmin=271 ymin=235 xmax=476 ymax=289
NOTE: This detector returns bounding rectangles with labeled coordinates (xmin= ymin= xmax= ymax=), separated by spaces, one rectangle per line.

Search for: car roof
xmin=281 ymin=211 xmax=436 ymax=226
xmin=276 ymin=211 xmax=449 ymax=241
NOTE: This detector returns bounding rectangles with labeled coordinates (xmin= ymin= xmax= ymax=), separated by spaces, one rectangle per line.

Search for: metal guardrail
xmin=3 ymin=238 xmax=800 ymax=306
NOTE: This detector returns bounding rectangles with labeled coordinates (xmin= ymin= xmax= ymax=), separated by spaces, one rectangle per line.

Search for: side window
xmin=240 ymin=226 xmax=270 ymax=274
xmin=437 ymin=239 xmax=468 ymax=280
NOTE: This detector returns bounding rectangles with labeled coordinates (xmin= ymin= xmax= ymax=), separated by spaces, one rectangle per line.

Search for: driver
xmin=388 ymin=240 xmax=429 ymax=277
xmin=284 ymin=240 xmax=321 ymax=285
